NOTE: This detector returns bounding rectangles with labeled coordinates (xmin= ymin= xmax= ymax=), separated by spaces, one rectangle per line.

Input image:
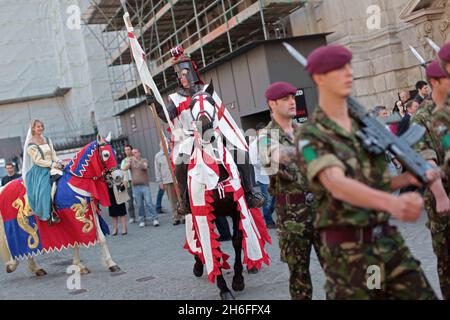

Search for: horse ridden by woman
xmin=184 ymin=83 xmax=271 ymax=300
xmin=0 ymin=133 xmax=123 ymax=276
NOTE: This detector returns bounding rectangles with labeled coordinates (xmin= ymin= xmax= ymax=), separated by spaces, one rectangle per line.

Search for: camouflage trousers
xmin=425 ymin=193 xmax=450 ymax=300
xmin=320 ymin=227 xmax=437 ymax=300
xmin=277 ymin=202 xmax=324 ymax=300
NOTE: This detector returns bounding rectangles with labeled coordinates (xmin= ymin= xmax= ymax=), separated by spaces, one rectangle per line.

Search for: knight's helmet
xmin=170 ymin=45 xmax=203 ymax=86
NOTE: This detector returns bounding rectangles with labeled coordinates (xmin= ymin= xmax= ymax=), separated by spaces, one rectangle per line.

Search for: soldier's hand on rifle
xmin=435 ymin=193 xmax=450 ymax=216
xmin=146 ymin=93 xmax=156 ymax=105
xmin=389 ymin=193 xmax=423 ymax=222
xmin=400 ymin=172 xmax=424 ymax=188
xmin=400 ymin=169 xmax=441 ymax=188
xmin=425 ymin=168 xmax=442 ymax=184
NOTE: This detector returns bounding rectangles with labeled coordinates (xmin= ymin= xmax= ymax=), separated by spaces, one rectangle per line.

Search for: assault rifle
xmin=347 ymin=96 xmax=430 ymax=183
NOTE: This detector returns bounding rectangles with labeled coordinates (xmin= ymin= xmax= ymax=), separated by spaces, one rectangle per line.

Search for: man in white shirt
xmin=120 ymin=145 xmax=136 ymax=223
xmin=249 ymin=123 xmax=276 ymax=228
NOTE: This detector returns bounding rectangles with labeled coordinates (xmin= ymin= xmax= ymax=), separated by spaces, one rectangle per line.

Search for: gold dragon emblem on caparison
xmin=13 ymin=195 xmax=39 ymax=250
xmin=71 ymin=196 xmax=94 ymax=233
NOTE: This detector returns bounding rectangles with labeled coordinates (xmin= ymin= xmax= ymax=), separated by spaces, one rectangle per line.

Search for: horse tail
xmin=0 ymin=184 xmax=14 ymax=264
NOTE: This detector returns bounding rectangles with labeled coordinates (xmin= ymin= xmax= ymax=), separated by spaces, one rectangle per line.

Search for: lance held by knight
xmin=148 ymin=46 xmax=264 ymax=215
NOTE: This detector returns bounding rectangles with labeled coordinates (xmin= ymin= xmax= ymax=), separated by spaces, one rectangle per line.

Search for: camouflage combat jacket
xmin=411 ymin=99 xmax=444 ymax=165
xmin=295 ymin=107 xmax=391 ymax=230
xmin=258 ymin=120 xmax=309 ymax=197
xmin=430 ymin=104 xmax=450 ymax=178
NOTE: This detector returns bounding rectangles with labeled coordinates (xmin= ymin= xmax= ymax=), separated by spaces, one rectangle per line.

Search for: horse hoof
xmin=247 ymin=266 xmax=259 ymax=274
xmin=193 ymin=263 xmax=204 ymax=277
xmin=109 ymin=265 xmax=121 ymax=273
xmin=220 ymin=291 xmax=235 ymax=300
xmin=232 ymin=276 xmax=245 ymax=292
xmin=80 ymin=267 xmax=91 ymax=275
xmin=35 ymin=269 xmax=47 ymax=277
xmin=6 ymin=265 xmax=16 ymax=274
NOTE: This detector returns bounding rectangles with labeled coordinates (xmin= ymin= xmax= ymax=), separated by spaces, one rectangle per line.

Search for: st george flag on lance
xmin=124 ymin=12 xmax=174 ymax=131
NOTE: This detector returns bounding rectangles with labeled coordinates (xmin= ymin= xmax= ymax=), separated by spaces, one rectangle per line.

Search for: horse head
xmin=67 ymin=133 xmax=123 ymax=185
xmin=190 ymin=82 xmax=219 ymax=145
xmin=190 ymin=81 xmax=249 ymax=153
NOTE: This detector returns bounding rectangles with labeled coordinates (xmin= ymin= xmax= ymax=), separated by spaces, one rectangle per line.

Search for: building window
xmin=130 ymin=113 xmax=137 ymax=132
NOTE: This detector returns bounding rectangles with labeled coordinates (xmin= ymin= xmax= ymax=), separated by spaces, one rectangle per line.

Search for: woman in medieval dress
xmin=22 ymin=120 xmax=63 ymax=226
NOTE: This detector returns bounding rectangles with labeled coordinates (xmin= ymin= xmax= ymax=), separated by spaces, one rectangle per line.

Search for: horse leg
xmin=94 ymin=214 xmax=120 ymax=272
xmin=217 ymin=271 xmax=235 ymax=300
xmin=1 ymin=238 xmax=17 ymax=274
xmin=27 ymin=257 xmax=47 ymax=277
xmin=72 ymin=245 xmax=90 ymax=275
xmin=231 ymin=213 xmax=245 ymax=292
xmin=193 ymin=255 xmax=204 ymax=277
xmin=214 ymin=244 xmax=235 ymax=300
xmin=99 ymin=239 xmax=120 ymax=272
xmin=1 ymin=239 xmax=18 ymax=274
xmin=0 ymin=212 xmax=18 ymax=273
xmin=5 ymin=260 xmax=19 ymax=274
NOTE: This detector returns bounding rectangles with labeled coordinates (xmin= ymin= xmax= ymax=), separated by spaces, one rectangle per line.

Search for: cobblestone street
xmin=0 ymin=183 xmax=443 ymax=300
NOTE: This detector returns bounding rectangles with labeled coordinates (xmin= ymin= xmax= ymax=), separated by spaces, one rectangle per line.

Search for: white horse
xmin=0 ymin=135 xmax=122 ymax=277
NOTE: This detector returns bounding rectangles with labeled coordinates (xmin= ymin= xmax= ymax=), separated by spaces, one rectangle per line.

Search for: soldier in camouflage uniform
xmin=411 ymin=60 xmax=450 ymax=300
xmin=295 ymin=44 xmax=439 ymax=299
xmin=435 ymin=41 xmax=450 ymax=178
xmin=258 ymin=82 xmax=324 ymax=300
xmin=433 ymin=109 xmax=450 ymax=177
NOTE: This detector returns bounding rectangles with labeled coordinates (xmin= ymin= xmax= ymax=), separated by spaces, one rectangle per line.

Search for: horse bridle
xmin=65 ymin=142 xmax=118 ymax=182
xmin=189 ymin=92 xmax=217 ymax=131
xmin=97 ymin=143 xmax=118 ymax=181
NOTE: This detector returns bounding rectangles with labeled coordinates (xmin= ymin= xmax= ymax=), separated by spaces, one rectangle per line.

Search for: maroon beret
xmin=265 ymin=82 xmax=297 ymax=101
xmin=438 ymin=41 xmax=450 ymax=63
xmin=306 ymin=45 xmax=353 ymax=75
xmin=426 ymin=60 xmax=447 ymax=79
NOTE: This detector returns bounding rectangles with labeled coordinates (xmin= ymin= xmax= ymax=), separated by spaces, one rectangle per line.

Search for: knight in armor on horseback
xmin=149 ymin=46 xmax=264 ymax=215
xmin=22 ymin=120 xmax=63 ymax=226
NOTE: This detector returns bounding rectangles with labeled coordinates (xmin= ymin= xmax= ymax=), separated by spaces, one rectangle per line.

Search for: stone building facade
xmin=0 ymin=0 xmax=120 ymax=162
xmin=290 ymin=0 xmax=450 ymax=109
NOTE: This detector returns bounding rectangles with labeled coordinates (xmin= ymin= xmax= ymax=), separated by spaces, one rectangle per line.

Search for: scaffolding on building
xmin=82 ymin=0 xmax=304 ymax=115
